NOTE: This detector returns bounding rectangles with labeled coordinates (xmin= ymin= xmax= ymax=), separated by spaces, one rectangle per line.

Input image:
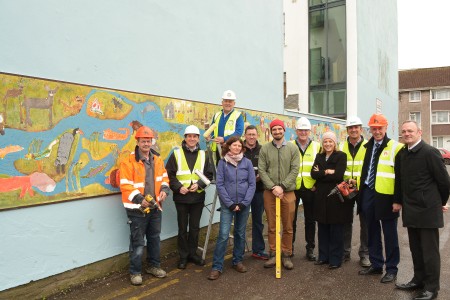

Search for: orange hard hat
xmin=135 ymin=126 xmax=154 ymax=139
xmin=367 ymin=114 xmax=388 ymax=127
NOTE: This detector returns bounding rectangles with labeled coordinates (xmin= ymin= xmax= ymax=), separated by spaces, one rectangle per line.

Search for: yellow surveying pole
xmin=275 ymin=196 xmax=281 ymax=279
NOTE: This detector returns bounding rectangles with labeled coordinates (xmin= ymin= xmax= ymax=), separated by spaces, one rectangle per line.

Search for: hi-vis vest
xmin=211 ymin=109 xmax=241 ymax=152
xmin=373 ymin=140 xmax=403 ymax=195
xmin=174 ymin=148 xmax=206 ymax=193
xmin=291 ymin=140 xmax=321 ymax=189
xmin=339 ymin=139 xmax=367 ymax=189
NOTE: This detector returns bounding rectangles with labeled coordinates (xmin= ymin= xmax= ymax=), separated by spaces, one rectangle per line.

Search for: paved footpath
xmin=49 ymin=168 xmax=450 ymax=300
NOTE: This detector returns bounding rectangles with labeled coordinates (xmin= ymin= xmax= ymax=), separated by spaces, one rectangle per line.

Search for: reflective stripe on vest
xmin=211 ymin=110 xmax=241 ymax=152
xmin=339 ymin=139 xmax=367 ymax=189
xmin=174 ymin=148 xmax=206 ymax=193
xmin=374 ymin=140 xmax=403 ymax=195
xmin=291 ymin=140 xmax=320 ymax=189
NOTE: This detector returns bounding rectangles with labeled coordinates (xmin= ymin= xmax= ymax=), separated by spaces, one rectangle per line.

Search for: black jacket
xmin=359 ymin=134 xmax=401 ymax=220
xmin=395 ymin=140 xmax=450 ymax=228
xmin=311 ymin=151 xmax=353 ymax=224
xmin=244 ymin=141 xmax=264 ymax=192
xmin=165 ymin=141 xmax=214 ymax=204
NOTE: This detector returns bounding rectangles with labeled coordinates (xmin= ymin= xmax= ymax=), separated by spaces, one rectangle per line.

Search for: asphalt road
xmin=49 ymin=166 xmax=450 ymax=300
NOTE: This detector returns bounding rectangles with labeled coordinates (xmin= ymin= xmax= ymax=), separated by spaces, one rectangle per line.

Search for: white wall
xmin=356 ymin=0 xmax=399 ymax=136
xmin=0 ymin=0 xmax=283 ymax=291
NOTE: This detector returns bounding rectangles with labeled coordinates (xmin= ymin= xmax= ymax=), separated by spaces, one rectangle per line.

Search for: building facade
xmin=284 ymin=0 xmax=399 ymax=136
xmin=399 ymin=66 xmax=450 ymax=149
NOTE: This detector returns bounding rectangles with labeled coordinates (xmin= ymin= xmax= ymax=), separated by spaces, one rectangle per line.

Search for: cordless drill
xmin=327 ymin=181 xmax=358 ymax=203
xmin=139 ymin=194 xmax=162 ymax=213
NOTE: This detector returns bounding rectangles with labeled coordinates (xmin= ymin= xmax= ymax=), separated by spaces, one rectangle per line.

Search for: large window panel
xmin=310 ymin=91 xmax=326 ymax=115
xmin=309 ymin=0 xmax=346 ymax=118
xmin=327 ymin=6 xmax=346 ymax=85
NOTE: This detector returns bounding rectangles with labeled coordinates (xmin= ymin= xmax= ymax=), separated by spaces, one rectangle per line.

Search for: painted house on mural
xmin=0 ymin=0 xmax=397 ymax=295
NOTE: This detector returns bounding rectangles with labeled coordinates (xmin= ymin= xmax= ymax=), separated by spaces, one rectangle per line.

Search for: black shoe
xmin=314 ymin=260 xmax=329 ymax=265
xmin=342 ymin=254 xmax=350 ymax=262
xmin=380 ymin=272 xmax=396 ymax=283
xmin=358 ymin=266 xmax=383 ymax=275
xmin=178 ymin=260 xmax=187 ymax=269
xmin=413 ymin=290 xmax=438 ymax=300
xmin=328 ymin=264 xmax=340 ymax=269
xmin=395 ymin=281 xmax=424 ymax=291
xmin=188 ymin=255 xmax=205 ymax=266
xmin=306 ymin=249 xmax=316 ymax=261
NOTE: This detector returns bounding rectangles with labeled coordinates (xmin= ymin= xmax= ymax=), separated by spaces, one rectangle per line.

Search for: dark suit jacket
xmin=311 ymin=151 xmax=353 ymax=224
xmin=359 ymin=134 xmax=401 ymax=220
xmin=395 ymin=140 xmax=450 ymax=228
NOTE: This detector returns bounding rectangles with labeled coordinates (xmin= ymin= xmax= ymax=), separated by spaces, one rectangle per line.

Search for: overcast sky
xmin=398 ymin=0 xmax=449 ymax=70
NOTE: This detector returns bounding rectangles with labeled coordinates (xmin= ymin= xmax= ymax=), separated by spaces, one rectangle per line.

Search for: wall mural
xmin=0 ymin=72 xmax=347 ymax=210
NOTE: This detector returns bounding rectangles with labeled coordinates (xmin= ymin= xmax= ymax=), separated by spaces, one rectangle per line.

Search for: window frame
xmin=431 ymin=89 xmax=450 ymax=101
xmin=409 ymin=91 xmax=421 ymax=102
xmin=431 ymin=111 xmax=450 ymax=124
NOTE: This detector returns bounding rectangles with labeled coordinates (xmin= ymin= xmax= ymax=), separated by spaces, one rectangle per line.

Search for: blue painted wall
xmin=0 ymin=0 xmax=283 ymax=291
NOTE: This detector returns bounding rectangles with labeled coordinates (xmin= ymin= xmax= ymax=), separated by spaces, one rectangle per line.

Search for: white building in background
xmin=283 ymin=0 xmax=399 ymax=136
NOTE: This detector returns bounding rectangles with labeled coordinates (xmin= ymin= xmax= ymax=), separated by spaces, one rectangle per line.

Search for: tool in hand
xmin=327 ymin=180 xmax=358 ymax=203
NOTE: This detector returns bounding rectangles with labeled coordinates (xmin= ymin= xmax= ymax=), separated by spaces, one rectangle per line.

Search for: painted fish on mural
xmin=81 ymin=162 xmax=108 ymax=178
xmin=0 ymin=145 xmax=24 ymax=159
xmin=0 ymin=172 xmax=56 ymax=198
xmin=103 ymin=128 xmax=130 ymax=141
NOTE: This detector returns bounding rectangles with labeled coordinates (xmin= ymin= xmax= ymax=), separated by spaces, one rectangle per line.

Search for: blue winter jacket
xmin=216 ymin=157 xmax=256 ymax=209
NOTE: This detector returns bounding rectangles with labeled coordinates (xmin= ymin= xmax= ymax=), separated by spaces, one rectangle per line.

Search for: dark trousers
xmin=251 ymin=191 xmax=266 ymax=254
xmin=175 ymin=201 xmax=204 ymax=260
xmin=408 ymin=227 xmax=441 ymax=292
xmin=343 ymin=203 xmax=369 ymax=258
xmin=317 ymin=222 xmax=344 ymax=266
xmin=361 ymin=188 xmax=399 ymax=274
xmin=128 ymin=209 xmax=162 ymax=274
xmin=293 ymin=189 xmax=316 ymax=250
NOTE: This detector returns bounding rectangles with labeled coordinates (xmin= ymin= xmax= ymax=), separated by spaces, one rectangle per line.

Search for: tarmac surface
xmin=48 ymin=167 xmax=450 ymax=300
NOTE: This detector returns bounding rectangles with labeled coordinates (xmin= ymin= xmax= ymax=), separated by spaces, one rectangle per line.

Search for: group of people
xmin=118 ymin=90 xmax=449 ymax=300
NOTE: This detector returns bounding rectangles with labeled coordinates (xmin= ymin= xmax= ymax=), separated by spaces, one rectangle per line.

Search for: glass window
xmin=409 ymin=91 xmax=421 ymax=102
xmin=309 ymin=1 xmax=346 ymax=117
xmin=431 ymin=89 xmax=450 ymax=100
xmin=431 ymin=111 xmax=450 ymax=124
xmin=409 ymin=112 xmax=421 ymax=124
xmin=310 ymin=91 xmax=326 ymax=115
xmin=433 ymin=136 xmax=444 ymax=148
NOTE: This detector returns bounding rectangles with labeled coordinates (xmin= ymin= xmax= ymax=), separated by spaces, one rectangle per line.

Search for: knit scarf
xmin=224 ymin=152 xmax=243 ymax=167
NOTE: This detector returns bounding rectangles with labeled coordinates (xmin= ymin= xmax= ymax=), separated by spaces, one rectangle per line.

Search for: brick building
xmin=399 ymin=66 xmax=450 ymax=149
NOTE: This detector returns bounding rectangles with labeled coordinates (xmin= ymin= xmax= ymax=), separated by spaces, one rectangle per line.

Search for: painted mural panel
xmin=0 ymin=72 xmax=347 ymax=210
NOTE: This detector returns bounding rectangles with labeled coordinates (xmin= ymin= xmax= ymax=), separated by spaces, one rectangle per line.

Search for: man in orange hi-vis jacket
xmin=120 ymin=126 xmax=170 ymax=286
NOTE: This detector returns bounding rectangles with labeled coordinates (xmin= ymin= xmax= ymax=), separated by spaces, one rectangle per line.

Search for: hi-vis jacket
xmin=359 ymin=135 xmax=403 ymax=220
xmin=372 ymin=139 xmax=403 ymax=195
xmin=291 ymin=139 xmax=321 ymax=190
xmin=173 ymin=147 xmax=205 ymax=193
xmin=119 ymin=147 xmax=169 ymax=210
xmin=210 ymin=109 xmax=241 ymax=152
xmin=339 ymin=138 xmax=367 ymax=189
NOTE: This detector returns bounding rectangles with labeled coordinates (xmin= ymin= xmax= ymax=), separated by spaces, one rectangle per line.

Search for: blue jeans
xmin=251 ymin=191 xmax=266 ymax=254
xmin=128 ymin=209 xmax=162 ymax=275
xmin=212 ymin=204 xmax=250 ymax=272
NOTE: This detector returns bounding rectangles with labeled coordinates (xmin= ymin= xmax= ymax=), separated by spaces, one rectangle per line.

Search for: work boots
xmin=264 ymin=252 xmax=276 ymax=268
xmin=282 ymin=252 xmax=294 ymax=270
xmin=130 ymin=274 xmax=142 ymax=285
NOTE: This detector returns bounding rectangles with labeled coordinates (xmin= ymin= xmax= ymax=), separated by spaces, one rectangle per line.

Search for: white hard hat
xmin=184 ymin=125 xmax=200 ymax=136
xmin=222 ymin=90 xmax=236 ymax=100
xmin=346 ymin=116 xmax=363 ymax=127
xmin=296 ymin=117 xmax=311 ymax=130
